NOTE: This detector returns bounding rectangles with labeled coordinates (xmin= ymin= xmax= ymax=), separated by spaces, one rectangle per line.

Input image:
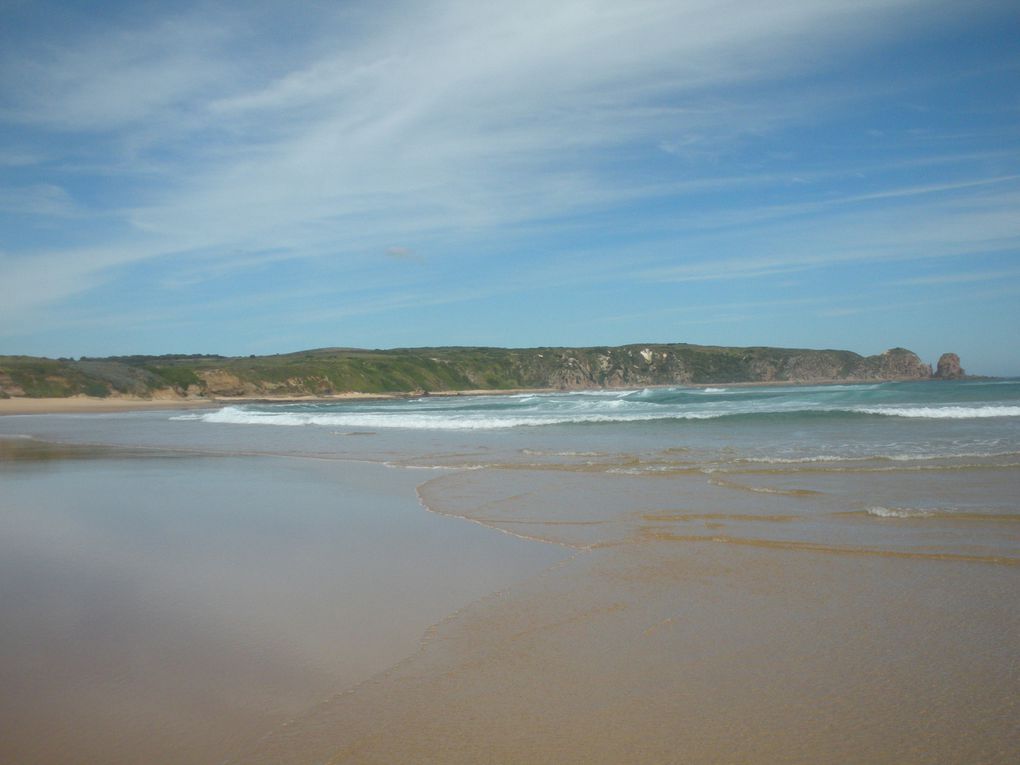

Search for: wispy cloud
xmin=816 ymin=284 xmax=1020 ymax=317
xmin=1 ymin=14 xmax=238 ymax=132
xmin=385 ymin=246 xmax=424 ymax=263
xmin=0 ymin=184 xmax=82 ymax=217
xmin=1 ymin=0 xmax=1018 ymax=366
xmin=641 ymin=184 xmax=1020 ymax=283
xmin=891 ymin=266 xmax=1020 ymax=287
xmin=0 ymin=1 xmax=939 ymax=309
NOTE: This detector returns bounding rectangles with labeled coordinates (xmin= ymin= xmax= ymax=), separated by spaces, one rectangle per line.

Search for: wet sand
xmin=0 ymin=442 xmax=566 ymax=765
xmin=243 ymin=546 xmax=1018 ymax=764
xmin=2 ymin=409 xmax=1018 ymax=763
xmin=240 ymin=461 xmax=1020 ymax=764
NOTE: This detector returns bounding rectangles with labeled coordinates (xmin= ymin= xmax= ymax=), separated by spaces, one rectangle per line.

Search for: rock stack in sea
xmin=934 ymin=353 xmax=965 ymax=379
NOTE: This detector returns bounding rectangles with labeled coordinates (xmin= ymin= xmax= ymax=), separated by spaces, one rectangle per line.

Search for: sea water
xmin=1 ymin=379 xmax=1018 ymax=763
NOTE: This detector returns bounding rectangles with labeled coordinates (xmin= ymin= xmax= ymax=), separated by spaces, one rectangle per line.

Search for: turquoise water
xmin=4 ymin=380 xmax=1019 ymax=469
xmin=176 ymin=379 xmax=1020 ymax=429
xmin=158 ymin=379 xmax=1020 ymax=469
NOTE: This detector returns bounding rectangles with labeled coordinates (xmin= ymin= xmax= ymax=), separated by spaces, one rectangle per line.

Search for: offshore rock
xmin=934 ymin=353 xmax=965 ymax=380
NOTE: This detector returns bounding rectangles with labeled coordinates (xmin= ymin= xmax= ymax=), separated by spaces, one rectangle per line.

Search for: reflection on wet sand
xmin=240 ymin=457 xmax=1019 ymax=764
xmin=0 ymin=444 xmax=565 ymax=765
xmin=3 ymin=427 xmax=1018 ymax=764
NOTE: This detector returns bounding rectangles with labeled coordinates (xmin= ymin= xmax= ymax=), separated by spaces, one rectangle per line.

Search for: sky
xmin=1 ymin=0 xmax=1019 ymax=374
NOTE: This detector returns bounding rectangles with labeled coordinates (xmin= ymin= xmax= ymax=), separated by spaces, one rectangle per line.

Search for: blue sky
xmin=2 ymin=0 xmax=1019 ymax=374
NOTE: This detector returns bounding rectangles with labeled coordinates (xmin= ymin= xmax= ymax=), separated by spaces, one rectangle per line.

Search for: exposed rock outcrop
xmin=0 ymin=370 xmax=25 ymax=398
xmin=195 ymin=370 xmax=259 ymax=397
xmin=934 ymin=353 xmax=965 ymax=380
xmin=868 ymin=348 xmax=933 ymax=380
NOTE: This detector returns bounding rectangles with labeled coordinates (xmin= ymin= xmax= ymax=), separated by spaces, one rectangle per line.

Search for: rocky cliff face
xmin=459 ymin=345 xmax=934 ymax=390
xmin=868 ymin=348 xmax=933 ymax=380
xmin=934 ymin=353 xmax=965 ymax=379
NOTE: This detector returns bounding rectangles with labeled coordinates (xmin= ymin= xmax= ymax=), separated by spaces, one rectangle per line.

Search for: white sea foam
xmin=172 ymin=405 xmax=730 ymax=430
xmin=170 ymin=400 xmax=1020 ymax=429
xmin=563 ymin=388 xmax=641 ymax=397
xmin=866 ymin=506 xmax=936 ymax=518
xmin=520 ymin=449 xmax=603 ymax=457
xmin=738 ymin=455 xmax=871 ymax=464
xmin=855 ymin=406 xmax=1020 ymax=419
xmin=167 ymin=384 xmax=1020 ymax=431
xmin=737 ymin=450 xmax=1020 ymax=464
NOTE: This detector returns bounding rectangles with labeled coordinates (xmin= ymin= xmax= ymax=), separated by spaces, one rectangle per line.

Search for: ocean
xmin=1 ymin=379 xmax=1018 ymax=763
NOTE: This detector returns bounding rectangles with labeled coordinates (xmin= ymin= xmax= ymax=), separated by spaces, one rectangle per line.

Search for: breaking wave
xmin=736 ymin=450 xmax=1020 ymax=464
xmin=866 ymin=506 xmax=937 ymax=519
xmin=856 ymin=406 xmax=1020 ymax=419
xmin=170 ymin=380 xmax=1020 ymax=431
xmin=172 ymin=405 xmax=727 ymax=430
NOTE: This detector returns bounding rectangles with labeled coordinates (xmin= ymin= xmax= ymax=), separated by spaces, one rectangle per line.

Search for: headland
xmin=0 ymin=343 xmax=963 ymax=412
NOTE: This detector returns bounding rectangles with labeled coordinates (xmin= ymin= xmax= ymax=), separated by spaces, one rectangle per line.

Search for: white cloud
xmin=0 ymin=0 xmax=1008 ymax=327
xmin=124 ymin=2 xmax=927 ymax=234
xmin=892 ymin=266 xmax=1020 ymax=287
xmin=0 ymin=184 xmax=81 ymax=217
xmin=640 ymin=184 xmax=1020 ymax=283
xmin=1 ymin=15 xmax=237 ymax=132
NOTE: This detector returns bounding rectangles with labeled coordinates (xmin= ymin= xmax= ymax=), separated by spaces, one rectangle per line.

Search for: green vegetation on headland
xmin=0 ymin=344 xmax=961 ymax=399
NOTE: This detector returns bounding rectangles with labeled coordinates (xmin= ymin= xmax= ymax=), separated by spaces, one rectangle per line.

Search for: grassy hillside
xmin=0 ymin=344 xmax=935 ymax=399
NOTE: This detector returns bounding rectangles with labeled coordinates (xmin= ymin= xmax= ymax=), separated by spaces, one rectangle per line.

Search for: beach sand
xmin=0 ymin=440 xmax=567 ymax=765
xmin=0 ymin=393 xmax=397 ymax=416
xmin=243 ymin=546 xmax=1018 ymax=764
xmin=0 ymin=389 xmax=558 ymax=417
xmin=232 ymin=463 xmax=1019 ymax=764
xmin=0 ymin=396 xmax=219 ymax=415
xmin=2 ymin=401 xmax=1018 ymax=764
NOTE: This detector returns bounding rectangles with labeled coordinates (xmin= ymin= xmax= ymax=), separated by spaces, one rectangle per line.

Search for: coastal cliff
xmin=0 ymin=344 xmax=950 ymax=400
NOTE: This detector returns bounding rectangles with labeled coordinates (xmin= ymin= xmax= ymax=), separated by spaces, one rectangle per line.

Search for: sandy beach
xmin=0 ymin=434 xmax=566 ymax=765
xmin=0 ymin=389 xmax=562 ymax=416
xmin=0 ymin=396 xmax=217 ymax=415
xmin=0 ymin=392 xmax=403 ymax=416
xmin=4 ymin=0 xmax=1018 ymax=760
xmin=2 ymin=384 xmax=1018 ymax=764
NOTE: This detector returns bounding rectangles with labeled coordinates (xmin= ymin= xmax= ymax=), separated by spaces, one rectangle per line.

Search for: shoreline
xmin=0 ymin=377 xmax=972 ymax=416
xmin=0 ymin=396 xmax=221 ymax=416
xmin=0 ymin=388 xmax=568 ymax=416
xmin=0 ymin=391 xmax=402 ymax=416
xmin=1 ymin=382 xmax=1016 ymax=764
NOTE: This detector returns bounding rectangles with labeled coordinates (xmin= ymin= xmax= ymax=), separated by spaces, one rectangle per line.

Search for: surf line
xmin=414 ymin=482 xmax=592 ymax=551
xmin=640 ymin=531 xmax=1020 ymax=567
